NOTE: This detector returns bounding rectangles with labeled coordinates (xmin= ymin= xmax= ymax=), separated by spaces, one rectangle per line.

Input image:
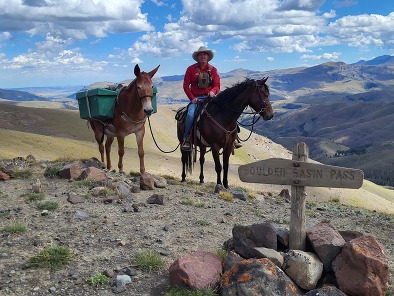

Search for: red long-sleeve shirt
xmin=183 ymin=63 xmax=220 ymax=101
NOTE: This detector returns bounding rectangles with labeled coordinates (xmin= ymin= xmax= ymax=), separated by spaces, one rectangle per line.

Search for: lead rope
xmin=147 ymin=117 xmax=180 ymax=153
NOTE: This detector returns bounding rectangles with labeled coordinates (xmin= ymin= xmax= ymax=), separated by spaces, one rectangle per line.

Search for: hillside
xmin=0 ymin=104 xmax=394 ymax=215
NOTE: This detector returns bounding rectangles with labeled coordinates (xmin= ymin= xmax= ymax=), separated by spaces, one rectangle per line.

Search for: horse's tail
xmin=186 ymin=150 xmax=192 ymax=175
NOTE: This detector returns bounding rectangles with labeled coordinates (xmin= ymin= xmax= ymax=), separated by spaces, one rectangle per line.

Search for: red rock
xmin=332 ymin=235 xmax=389 ymax=296
xmin=169 ymin=251 xmax=222 ymax=290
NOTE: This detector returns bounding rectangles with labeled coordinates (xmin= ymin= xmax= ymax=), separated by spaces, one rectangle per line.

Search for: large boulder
xmin=306 ymin=220 xmax=345 ymax=271
xmin=169 ymin=251 xmax=222 ymax=290
xmin=332 ymin=235 xmax=389 ymax=296
xmin=220 ymin=258 xmax=303 ymax=296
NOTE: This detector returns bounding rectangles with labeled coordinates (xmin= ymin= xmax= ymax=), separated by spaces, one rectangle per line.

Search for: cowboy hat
xmin=192 ymin=46 xmax=214 ymax=62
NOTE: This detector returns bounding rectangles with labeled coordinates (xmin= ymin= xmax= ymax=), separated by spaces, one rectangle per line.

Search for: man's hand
xmin=208 ymin=91 xmax=215 ymax=97
xmin=192 ymin=98 xmax=198 ymax=104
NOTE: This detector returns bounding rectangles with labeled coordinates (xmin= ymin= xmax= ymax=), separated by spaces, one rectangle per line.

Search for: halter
xmin=117 ymin=77 xmax=154 ymax=124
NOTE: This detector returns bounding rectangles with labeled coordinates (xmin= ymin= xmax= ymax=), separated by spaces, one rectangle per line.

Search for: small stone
xmin=41 ymin=210 xmax=49 ymax=216
xmin=48 ymin=286 xmax=56 ymax=294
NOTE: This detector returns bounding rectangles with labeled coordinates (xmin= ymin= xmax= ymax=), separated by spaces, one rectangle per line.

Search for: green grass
xmin=0 ymin=190 xmax=8 ymax=198
xmin=37 ymin=201 xmax=59 ymax=211
xmin=87 ymin=273 xmax=111 ymax=287
xmin=214 ymin=248 xmax=228 ymax=261
xmin=29 ymin=246 xmax=72 ymax=268
xmin=23 ymin=192 xmax=45 ymax=202
xmin=133 ymin=249 xmax=166 ymax=271
xmin=180 ymin=198 xmax=194 ymax=206
xmin=94 ymin=188 xmax=117 ymax=197
xmin=196 ymin=219 xmax=211 ymax=226
xmin=73 ymin=179 xmax=97 ymax=188
xmin=2 ymin=222 xmax=28 ymax=234
xmin=10 ymin=168 xmax=33 ymax=179
xmin=165 ymin=286 xmax=218 ymax=296
xmin=44 ymin=163 xmax=63 ymax=178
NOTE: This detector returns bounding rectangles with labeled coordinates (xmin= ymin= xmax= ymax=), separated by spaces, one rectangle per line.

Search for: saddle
xmin=175 ymin=106 xmax=187 ymax=122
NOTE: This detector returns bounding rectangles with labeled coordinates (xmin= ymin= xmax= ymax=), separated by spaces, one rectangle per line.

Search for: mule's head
xmin=134 ymin=64 xmax=160 ymax=116
xmin=250 ymin=77 xmax=274 ymax=121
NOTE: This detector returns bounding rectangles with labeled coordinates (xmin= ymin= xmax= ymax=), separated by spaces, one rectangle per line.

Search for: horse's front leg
xmin=105 ymin=136 xmax=114 ymax=170
xmin=135 ymin=127 xmax=146 ymax=174
xmin=181 ymin=150 xmax=187 ymax=182
xmin=199 ymin=146 xmax=206 ymax=184
xmin=222 ymin=148 xmax=233 ymax=189
xmin=116 ymin=136 xmax=125 ymax=173
xmin=211 ymin=147 xmax=222 ymax=185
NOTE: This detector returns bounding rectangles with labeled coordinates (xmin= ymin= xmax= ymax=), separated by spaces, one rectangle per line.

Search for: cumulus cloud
xmin=0 ymin=0 xmax=153 ymax=39
xmin=301 ymin=52 xmax=341 ymax=60
xmin=327 ymin=13 xmax=394 ymax=48
xmin=1 ymin=0 xmax=394 ymax=83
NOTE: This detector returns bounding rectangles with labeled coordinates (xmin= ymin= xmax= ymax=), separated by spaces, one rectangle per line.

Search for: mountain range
xmin=1 ymin=55 xmax=394 ymax=186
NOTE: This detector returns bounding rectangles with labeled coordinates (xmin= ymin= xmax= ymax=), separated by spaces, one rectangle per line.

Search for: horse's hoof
xmin=181 ymin=179 xmax=186 ymax=183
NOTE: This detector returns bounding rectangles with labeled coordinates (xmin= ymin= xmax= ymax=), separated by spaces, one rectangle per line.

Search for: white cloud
xmin=266 ymin=57 xmax=275 ymax=62
xmin=301 ymin=52 xmax=341 ymax=60
xmin=0 ymin=0 xmax=153 ymax=39
xmin=328 ymin=13 xmax=394 ymax=48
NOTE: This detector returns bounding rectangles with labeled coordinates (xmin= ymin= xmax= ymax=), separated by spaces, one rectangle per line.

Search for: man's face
xmin=197 ymin=52 xmax=209 ymax=63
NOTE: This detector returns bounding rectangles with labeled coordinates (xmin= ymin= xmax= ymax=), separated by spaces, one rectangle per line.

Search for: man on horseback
xmin=182 ymin=46 xmax=242 ymax=150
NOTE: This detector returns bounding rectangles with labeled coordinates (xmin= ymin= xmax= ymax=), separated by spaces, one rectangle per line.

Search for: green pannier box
xmin=76 ymin=86 xmax=158 ymax=119
xmin=76 ymin=88 xmax=117 ymax=120
xmin=152 ymin=86 xmax=158 ymax=114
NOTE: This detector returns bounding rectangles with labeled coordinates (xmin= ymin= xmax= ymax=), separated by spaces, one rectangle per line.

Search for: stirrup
xmin=234 ymin=140 xmax=242 ymax=149
xmin=181 ymin=140 xmax=192 ymax=151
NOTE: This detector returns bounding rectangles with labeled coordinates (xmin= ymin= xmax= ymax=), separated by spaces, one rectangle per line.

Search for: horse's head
xmin=250 ymin=77 xmax=274 ymax=121
xmin=133 ymin=64 xmax=160 ymax=116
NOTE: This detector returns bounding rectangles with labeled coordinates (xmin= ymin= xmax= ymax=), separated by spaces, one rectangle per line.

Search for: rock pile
xmin=169 ymin=220 xmax=389 ymax=295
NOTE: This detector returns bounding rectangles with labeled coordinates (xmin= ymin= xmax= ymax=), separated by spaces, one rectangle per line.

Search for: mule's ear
xmin=134 ymin=64 xmax=141 ymax=77
xmin=262 ymin=76 xmax=269 ymax=84
xmin=149 ymin=65 xmax=160 ymax=78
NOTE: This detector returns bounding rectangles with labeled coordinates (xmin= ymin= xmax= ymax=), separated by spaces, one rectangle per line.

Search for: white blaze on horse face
xmin=142 ymin=97 xmax=153 ymax=116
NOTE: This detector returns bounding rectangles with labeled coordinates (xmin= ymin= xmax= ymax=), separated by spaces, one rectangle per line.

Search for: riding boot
xmin=234 ymin=138 xmax=242 ymax=149
xmin=181 ymin=134 xmax=192 ymax=151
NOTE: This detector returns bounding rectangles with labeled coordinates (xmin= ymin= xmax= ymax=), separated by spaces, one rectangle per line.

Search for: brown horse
xmin=177 ymin=77 xmax=273 ymax=188
xmin=89 ymin=64 xmax=160 ymax=174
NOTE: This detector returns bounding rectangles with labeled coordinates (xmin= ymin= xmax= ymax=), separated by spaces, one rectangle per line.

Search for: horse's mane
xmin=214 ymin=78 xmax=269 ymax=105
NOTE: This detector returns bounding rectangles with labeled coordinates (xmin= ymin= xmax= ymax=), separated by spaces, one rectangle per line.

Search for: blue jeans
xmin=183 ymin=97 xmax=205 ymax=140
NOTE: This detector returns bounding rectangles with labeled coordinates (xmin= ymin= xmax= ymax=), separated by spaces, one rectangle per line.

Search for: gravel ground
xmin=0 ymin=159 xmax=393 ymax=296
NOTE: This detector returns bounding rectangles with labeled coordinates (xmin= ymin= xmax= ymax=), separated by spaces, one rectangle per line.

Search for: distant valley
xmin=1 ymin=55 xmax=394 ymax=186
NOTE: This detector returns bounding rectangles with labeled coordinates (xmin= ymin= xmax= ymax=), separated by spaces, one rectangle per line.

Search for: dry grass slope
xmin=1 ymin=103 xmax=394 ymax=215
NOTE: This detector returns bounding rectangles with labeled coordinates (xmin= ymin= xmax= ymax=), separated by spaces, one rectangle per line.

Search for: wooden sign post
xmin=238 ymin=142 xmax=364 ymax=250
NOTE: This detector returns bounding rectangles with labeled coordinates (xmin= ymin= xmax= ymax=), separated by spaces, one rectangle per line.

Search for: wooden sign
xmin=238 ymin=158 xmax=364 ymax=189
xmin=238 ymin=142 xmax=364 ymax=251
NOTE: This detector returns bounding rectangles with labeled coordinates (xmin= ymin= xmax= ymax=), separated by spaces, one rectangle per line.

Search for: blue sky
xmin=0 ymin=0 xmax=393 ymax=88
